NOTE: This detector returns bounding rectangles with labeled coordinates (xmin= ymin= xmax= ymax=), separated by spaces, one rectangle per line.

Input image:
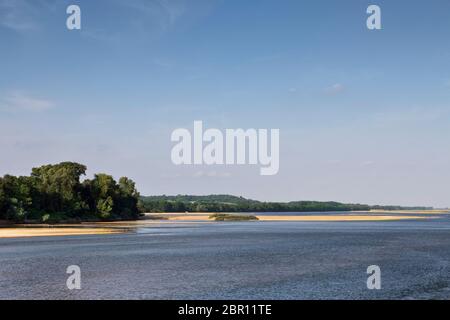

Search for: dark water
xmin=1 ymin=215 xmax=450 ymax=300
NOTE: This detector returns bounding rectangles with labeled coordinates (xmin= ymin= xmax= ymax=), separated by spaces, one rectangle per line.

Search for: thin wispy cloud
xmin=1 ymin=0 xmax=196 ymax=39
xmin=152 ymin=58 xmax=175 ymax=68
xmin=83 ymin=0 xmax=192 ymax=43
xmin=324 ymin=83 xmax=345 ymax=96
xmin=0 ymin=0 xmax=37 ymax=31
xmin=361 ymin=161 xmax=375 ymax=167
xmin=193 ymin=171 xmax=231 ymax=178
xmin=125 ymin=0 xmax=187 ymax=28
xmin=0 ymin=0 xmax=61 ymax=33
xmin=1 ymin=92 xmax=55 ymax=112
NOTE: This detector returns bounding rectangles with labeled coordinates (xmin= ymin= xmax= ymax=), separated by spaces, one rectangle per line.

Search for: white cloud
xmin=81 ymin=0 xmax=192 ymax=43
xmin=361 ymin=160 xmax=375 ymax=167
xmin=324 ymin=83 xmax=345 ymax=96
xmin=1 ymin=92 xmax=54 ymax=112
xmin=193 ymin=170 xmax=231 ymax=178
xmin=152 ymin=58 xmax=175 ymax=68
xmin=0 ymin=0 xmax=41 ymax=32
xmin=117 ymin=0 xmax=186 ymax=27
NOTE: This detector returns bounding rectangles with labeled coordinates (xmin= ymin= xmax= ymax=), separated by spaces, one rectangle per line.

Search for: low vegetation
xmin=209 ymin=213 xmax=259 ymax=221
xmin=141 ymin=194 xmax=433 ymax=213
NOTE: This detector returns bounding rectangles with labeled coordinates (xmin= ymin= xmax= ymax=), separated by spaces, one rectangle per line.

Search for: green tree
xmin=96 ymin=196 xmax=113 ymax=219
xmin=89 ymin=173 xmax=117 ymax=219
xmin=0 ymin=175 xmax=32 ymax=221
xmin=30 ymin=162 xmax=87 ymax=215
xmin=117 ymin=177 xmax=140 ymax=218
xmin=1 ymin=162 xmax=141 ymax=222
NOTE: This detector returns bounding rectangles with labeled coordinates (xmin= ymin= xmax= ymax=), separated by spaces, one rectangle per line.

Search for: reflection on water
xmin=1 ymin=214 xmax=450 ymax=300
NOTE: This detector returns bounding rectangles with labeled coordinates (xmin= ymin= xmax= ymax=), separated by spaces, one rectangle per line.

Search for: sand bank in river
xmin=255 ymin=215 xmax=430 ymax=221
xmin=0 ymin=227 xmax=122 ymax=238
xmin=368 ymin=209 xmax=449 ymax=214
xmin=0 ymin=211 xmax=441 ymax=238
xmin=159 ymin=213 xmax=431 ymax=222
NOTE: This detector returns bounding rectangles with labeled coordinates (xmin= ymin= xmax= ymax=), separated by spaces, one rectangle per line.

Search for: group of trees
xmin=0 ymin=162 xmax=140 ymax=222
xmin=140 ymin=195 xmax=372 ymax=213
xmin=140 ymin=194 xmax=433 ymax=213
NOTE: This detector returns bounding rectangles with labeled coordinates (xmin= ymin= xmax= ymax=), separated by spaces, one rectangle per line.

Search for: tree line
xmin=0 ymin=162 xmax=140 ymax=222
xmin=141 ymin=195 xmax=370 ymax=213
xmin=140 ymin=194 xmax=433 ymax=213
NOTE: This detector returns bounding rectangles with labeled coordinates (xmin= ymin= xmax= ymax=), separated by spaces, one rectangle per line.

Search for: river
xmin=1 ymin=214 xmax=450 ymax=299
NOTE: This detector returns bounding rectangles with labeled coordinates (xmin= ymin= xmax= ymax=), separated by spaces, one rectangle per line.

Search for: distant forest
xmin=0 ymin=162 xmax=140 ymax=223
xmin=140 ymin=194 xmax=433 ymax=213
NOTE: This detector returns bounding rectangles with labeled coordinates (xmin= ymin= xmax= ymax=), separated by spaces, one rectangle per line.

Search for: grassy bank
xmin=209 ymin=213 xmax=259 ymax=221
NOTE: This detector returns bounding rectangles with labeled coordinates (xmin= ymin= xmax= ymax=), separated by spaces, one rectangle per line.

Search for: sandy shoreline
xmin=369 ymin=209 xmax=449 ymax=214
xmin=256 ymin=215 xmax=431 ymax=221
xmin=158 ymin=212 xmax=433 ymax=222
xmin=0 ymin=227 xmax=123 ymax=238
xmin=0 ymin=210 xmax=444 ymax=239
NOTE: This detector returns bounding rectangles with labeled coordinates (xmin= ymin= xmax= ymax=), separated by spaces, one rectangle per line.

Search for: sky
xmin=1 ymin=0 xmax=450 ymax=207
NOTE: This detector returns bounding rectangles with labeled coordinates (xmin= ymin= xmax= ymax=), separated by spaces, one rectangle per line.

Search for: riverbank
xmin=169 ymin=212 xmax=440 ymax=222
xmin=0 ymin=227 xmax=123 ymax=238
xmin=0 ymin=210 xmax=444 ymax=239
xmin=153 ymin=212 xmax=435 ymax=222
xmin=369 ymin=209 xmax=449 ymax=214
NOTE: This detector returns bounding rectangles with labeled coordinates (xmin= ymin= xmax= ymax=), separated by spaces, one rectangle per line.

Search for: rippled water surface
xmin=1 ymin=215 xmax=450 ymax=299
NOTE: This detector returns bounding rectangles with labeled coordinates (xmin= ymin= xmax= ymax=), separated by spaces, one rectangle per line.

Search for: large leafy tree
xmin=30 ymin=162 xmax=87 ymax=215
xmin=0 ymin=175 xmax=32 ymax=221
xmin=82 ymin=174 xmax=140 ymax=220
xmin=117 ymin=177 xmax=140 ymax=218
xmin=89 ymin=173 xmax=117 ymax=219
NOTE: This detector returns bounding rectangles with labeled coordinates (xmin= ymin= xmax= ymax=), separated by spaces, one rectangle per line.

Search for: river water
xmin=1 ymin=214 xmax=450 ymax=299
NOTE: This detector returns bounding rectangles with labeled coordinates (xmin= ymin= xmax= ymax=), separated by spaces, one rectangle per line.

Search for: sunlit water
xmin=1 ymin=213 xmax=450 ymax=299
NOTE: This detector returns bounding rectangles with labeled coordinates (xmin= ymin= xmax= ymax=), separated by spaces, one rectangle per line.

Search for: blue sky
xmin=1 ymin=0 xmax=450 ymax=207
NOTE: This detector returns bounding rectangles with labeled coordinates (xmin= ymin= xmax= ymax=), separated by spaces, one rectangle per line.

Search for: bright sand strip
xmin=156 ymin=213 xmax=431 ymax=222
xmin=164 ymin=214 xmax=211 ymax=221
xmin=256 ymin=215 xmax=430 ymax=221
xmin=0 ymin=227 xmax=122 ymax=239
xmin=0 ymin=212 xmax=438 ymax=238
xmin=0 ymin=219 xmax=208 ymax=239
xmin=369 ymin=209 xmax=449 ymax=214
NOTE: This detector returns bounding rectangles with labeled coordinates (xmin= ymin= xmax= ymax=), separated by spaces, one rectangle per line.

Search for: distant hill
xmin=139 ymin=194 xmax=433 ymax=213
xmin=142 ymin=194 xmax=257 ymax=205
